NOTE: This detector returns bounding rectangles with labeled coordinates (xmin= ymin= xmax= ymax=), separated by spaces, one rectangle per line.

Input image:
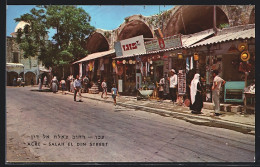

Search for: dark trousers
xmin=74 ymin=87 xmax=81 ymax=100
xmin=169 ymin=88 xmax=177 ymax=102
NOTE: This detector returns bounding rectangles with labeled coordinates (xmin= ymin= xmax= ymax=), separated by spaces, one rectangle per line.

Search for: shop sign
xmin=178 ymin=70 xmax=186 ymax=95
xmin=145 ymin=34 xmax=182 ymax=53
xmin=115 ymin=35 xmax=146 ymax=57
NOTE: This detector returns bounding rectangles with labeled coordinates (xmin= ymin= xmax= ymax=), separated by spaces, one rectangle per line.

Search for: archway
xmin=86 ymin=32 xmax=109 ymax=54
xmin=25 ymin=72 xmax=36 ymax=85
xmin=7 ymin=71 xmax=18 ymax=86
xmin=118 ymin=20 xmax=153 ymax=41
xmin=249 ymin=8 xmax=255 ymax=24
xmin=165 ymin=6 xmax=229 ymax=36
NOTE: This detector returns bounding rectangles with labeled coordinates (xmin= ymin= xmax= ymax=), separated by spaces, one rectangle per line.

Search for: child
xmin=111 ymin=84 xmax=118 ymax=106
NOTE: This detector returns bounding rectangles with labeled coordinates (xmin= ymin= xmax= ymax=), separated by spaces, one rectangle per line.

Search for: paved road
xmin=6 ymin=86 xmax=255 ymax=162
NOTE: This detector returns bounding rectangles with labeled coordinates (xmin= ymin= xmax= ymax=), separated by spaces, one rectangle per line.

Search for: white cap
xmin=170 ymin=69 xmax=175 ymax=73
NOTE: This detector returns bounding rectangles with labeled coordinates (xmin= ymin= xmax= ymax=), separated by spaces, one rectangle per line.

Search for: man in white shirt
xmin=212 ymin=70 xmax=226 ymax=116
xmin=74 ymin=75 xmax=82 ymax=102
xmin=168 ymin=69 xmax=178 ymax=103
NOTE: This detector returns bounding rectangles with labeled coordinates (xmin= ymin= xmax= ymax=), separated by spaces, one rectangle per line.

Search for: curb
xmin=61 ymin=91 xmax=255 ymax=132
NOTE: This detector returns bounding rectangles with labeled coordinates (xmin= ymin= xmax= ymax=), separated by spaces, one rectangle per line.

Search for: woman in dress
xmin=190 ymin=73 xmax=203 ymax=114
xmin=60 ymin=77 xmax=66 ymax=95
xmin=51 ymin=76 xmax=58 ymax=93
xmin=38 ymin=77 xmax=42 ymax=90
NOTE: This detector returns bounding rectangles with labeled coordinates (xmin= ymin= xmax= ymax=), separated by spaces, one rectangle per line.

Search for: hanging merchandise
xmin=146 ymin=62 xmax=148 ymax=76
xmin=115 ymin=65 xmax=118 ymax=74
xmin=190 ymin=56 xmax=194 ymax=70
xmin=79 ymin=63 xmax=82 ymax=77
xmin=112 ymin=60 xmax=116 ymax=69
xmin=99 ymin=58 xmax=104 ymax=71
xmin=86 ymin=63 xmax=89 ymax=72
xmin=89 ymin=62 xmax=93 ymax=71
xmin=92 ymin=61 xmax=95 ymax=72
xmin=141 ymin=62 xmax=144 ymax=75
xmin=186 ymin=57 xmax=190 ymax=73
xmin=117 ymin=65 xmax=124 ymax=76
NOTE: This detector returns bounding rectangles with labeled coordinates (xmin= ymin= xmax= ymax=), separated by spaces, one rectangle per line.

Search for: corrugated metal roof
xmin=73 ymin=49 xmax=115 ymax=64
xmin=190 ymin=25 xmax=255 ymax=48
xmin=181 ymin=29 xmax=214 ymax=47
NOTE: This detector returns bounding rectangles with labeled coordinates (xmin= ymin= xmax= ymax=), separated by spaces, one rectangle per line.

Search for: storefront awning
xmin=73 ymin=49 xmax=115 ymax=64
xmin=189 ymin=25 xmax=255 ymax=48
xmin=6 ymin=63 xmax=24 ymax=73
xmin=6 ymin=63 xmax=24 ymax=67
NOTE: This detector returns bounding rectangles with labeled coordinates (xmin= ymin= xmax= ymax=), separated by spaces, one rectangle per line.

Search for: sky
xmin=6 ymin=5 xmax=174 ymax=40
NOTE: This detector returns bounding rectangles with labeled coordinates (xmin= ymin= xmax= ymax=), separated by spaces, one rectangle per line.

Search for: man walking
xmin=212 ymin=70 xmax=226 ymax=116
xmin=168 ymin=69 xmax=178 ymax=104
xmin=74 ymin=75 xmax=82 ymax=102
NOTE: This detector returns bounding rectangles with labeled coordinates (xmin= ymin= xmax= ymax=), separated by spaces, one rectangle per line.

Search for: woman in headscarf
xmin=51 ymin=76 xmax=58 ymax=93
xmin=190 ymin=73 xmax=203 ymax=114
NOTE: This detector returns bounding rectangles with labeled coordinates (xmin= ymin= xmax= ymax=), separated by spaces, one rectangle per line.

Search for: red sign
xmin=158 ymin=39 xmax=165 ymax=49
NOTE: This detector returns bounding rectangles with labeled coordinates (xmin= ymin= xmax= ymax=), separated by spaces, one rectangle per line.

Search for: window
xmin=13 ymin=52 xmax=19 ymax=63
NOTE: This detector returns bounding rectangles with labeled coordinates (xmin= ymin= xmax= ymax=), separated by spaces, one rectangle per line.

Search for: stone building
xmin=6 ymin=21 xmax=50 ymax=86
xmin=85 ymin=5 xmax=255 ymax=53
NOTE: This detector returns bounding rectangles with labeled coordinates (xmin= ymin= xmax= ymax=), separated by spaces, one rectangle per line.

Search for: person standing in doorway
xmin=101 ymin=79 xmax=107 ymax=98
xmin=74 ymin=75 xmax=82 ymax=102
xmin=158 ymin=75 xmax=165 ymax=101
xmin=212 ymin=70 xmax=226 ymax=116
xmin=190 ymin=73 xmax=203 ymax=114
xmin=168 ymin=69 xmax=178 ymax=104
xmin=31 ymin=78 xmax=34 ymax=86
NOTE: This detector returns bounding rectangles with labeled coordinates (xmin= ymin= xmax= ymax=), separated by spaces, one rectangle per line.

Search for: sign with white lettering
xmin=116 ymin=35 xmax=146 ymax=57
xmin=145 ymin=34 xmax=182 ymax=53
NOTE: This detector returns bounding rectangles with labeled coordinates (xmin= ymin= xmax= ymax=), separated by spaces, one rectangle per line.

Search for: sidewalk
xmin=61 ymin=89 xmax=255 ymax=134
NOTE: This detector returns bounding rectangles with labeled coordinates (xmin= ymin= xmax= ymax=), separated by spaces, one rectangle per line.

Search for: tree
xmin=15 ymin=5 xmax=95 ymax=72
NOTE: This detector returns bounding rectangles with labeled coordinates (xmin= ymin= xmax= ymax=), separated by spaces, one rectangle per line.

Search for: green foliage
xmin=218 ymin=23 xmax=230 ymax=29
xmin=14 ymin=5 xmax=95 ymax=68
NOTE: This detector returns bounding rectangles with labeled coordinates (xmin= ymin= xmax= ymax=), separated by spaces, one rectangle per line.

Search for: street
xmin=6 ymin=86 xmax=255 ymax=162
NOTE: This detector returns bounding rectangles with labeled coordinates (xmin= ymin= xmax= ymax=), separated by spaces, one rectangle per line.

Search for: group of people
xmin=158 ymin=69 xmax=225 ymax=116
xmin=47 ymin=75 xmax=119 ymax=105
xmin=12 ymin=76 xmax=24 ymax=87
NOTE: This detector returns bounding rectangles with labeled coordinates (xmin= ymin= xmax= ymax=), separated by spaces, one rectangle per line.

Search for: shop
xmin=73 ymin=49 xmax=115 ymax=89
xmin=188 ymin=24 xmax=255 ymax=105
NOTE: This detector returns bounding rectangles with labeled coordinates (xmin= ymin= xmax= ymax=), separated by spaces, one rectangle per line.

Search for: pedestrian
xmin=20 ymin=76 xmax=25 ymax=87
xmin=212 ymin=70 xmax=226 ymax=116
xmin=31 ymin=78 xmax=34 ymax=86
xmin=101 ymin=79 xmax=107 ymax=98
xmin=13 ymin=77 xmax=17 ymax=87
xmin=17 ymin=76 xmax=22 ymax=87
xmin=83 ymin=75 xmax=89 ymax=93
xmin=38 ymin=77 xmax=42 ymax=91
xmin=60 ymin=77 xmax=66 ymax=95
xmin=66 ymin=76 xmax=70 ymax=92
xmin=70 ymin=78 xmax=74 ymax=93
xmin=111 ymin=83 xmax=118 ymax=106
xmin=51 ymin=76 xmax=58 ymax=93
xmin=74 ymin=75 xmax=82 ymax=102
xmin=190 ymin=73 xmax=203 ymax=114
xmin=158 ymin=75 xmax=165 ymax=100
xmin=43 ymin=76 xmax=48 ymax=87
xmin=168 ymin=69 xmax=178 ymax=104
